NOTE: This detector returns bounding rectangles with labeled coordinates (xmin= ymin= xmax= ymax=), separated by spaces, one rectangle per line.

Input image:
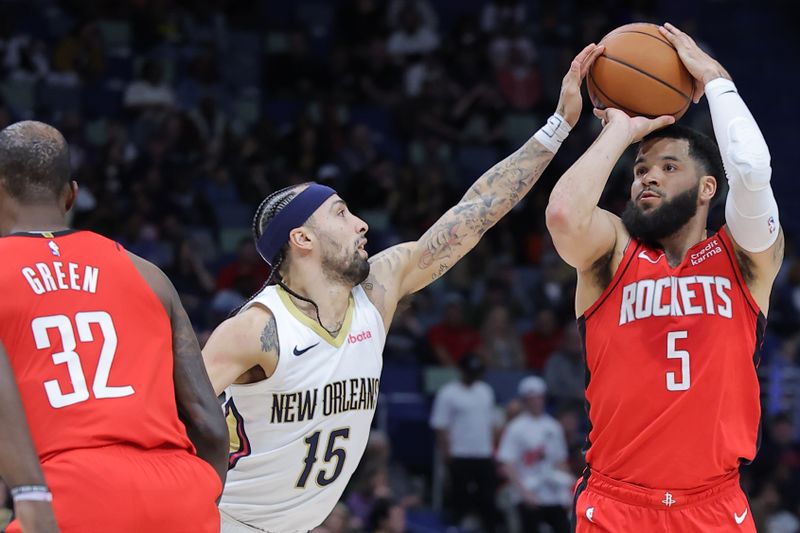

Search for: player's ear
xmin=288 ymin=227 xmax=313 ymax=253
xmin=699 ymin=175 xmax=716 ymax=205
xmin=63 ymin=180 xmax=78 ymax=212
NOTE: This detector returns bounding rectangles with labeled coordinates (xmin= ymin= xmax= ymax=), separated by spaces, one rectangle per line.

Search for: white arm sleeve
xmin=706 ymin=78 xmax=780 ymax=253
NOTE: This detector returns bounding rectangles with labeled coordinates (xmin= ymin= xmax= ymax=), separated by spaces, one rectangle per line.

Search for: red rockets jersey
xmin=0 ymin=230 xmax=193 ymax=462
xmin=580 ymin=228 xmax=764 ymax=490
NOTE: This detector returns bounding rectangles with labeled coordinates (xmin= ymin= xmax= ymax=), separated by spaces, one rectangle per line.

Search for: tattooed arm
xmin=202 ymin=306 xmax=280 ymax=395
xmin=363 ymin=44 xmax=604 ymax=325
xmin=128 ymin=253 xmax=228 ymax=486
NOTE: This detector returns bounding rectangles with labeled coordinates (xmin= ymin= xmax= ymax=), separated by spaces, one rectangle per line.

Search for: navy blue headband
xmin=256 ymin=183 xmax=336 ymax=266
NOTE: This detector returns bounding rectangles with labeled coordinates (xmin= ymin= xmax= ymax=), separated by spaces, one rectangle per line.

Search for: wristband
xmin=10 ymin=485 xmax=52 ymax=502
xmin=533 ymin=112 xmax=572 ymax=153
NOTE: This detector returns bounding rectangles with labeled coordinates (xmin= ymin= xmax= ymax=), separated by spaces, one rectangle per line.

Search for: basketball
xmin=587 ymin=22 xmax=694 ymax=120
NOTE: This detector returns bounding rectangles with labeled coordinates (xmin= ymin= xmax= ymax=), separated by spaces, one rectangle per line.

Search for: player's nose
xmin=355 ymin=215 xmax=368 ymax=234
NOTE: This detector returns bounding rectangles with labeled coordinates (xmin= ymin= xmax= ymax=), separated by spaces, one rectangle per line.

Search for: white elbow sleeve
xmin=707 ymin=78 xmax=780 ymax=252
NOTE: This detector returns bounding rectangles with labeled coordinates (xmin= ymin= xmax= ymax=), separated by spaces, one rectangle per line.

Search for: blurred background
xmin=0 ymin=0 xmax=798 ymax=532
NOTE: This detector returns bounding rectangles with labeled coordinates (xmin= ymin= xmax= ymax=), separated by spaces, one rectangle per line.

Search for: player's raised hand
xmin=556 ymin=43 xmax=605 ymax=127
xmin=593 ymin=107 xmax=675 ymax=144
xmin=658 ymin=22 xmax=731 ymax=102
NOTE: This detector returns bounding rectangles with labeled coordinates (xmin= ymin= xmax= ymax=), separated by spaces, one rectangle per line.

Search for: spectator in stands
xmin=358 ymin=37 xmax=404 ymax=107
xmin=430 ymin=352 xmax=498 ymax=531
xmin=387 ymin=0 xmax=438 ymax=33
xmin=313 ymin=502 xmax=353 ymax=533
xmin=496 ymin=42 xmax=542 ymax=111
xmin=480 ymin=0 xmax=527 ymax=35
xmin=367 ymin=498 xmax=407 ymax=533
xmin=168 ymin=239 xmax=216 ymax=327
xmin=215 ymin=237 xmax=270 ymax=297
xmin=497 ymin=376 xmax=572 ymax=533
xmin=123 ymin=59 xmax=175 ymax=111
xmin=427 ymin=292 xmax=480 ymax=366
xmin=386 ymin=1 xmax=440 ymax=58
xmin=52 ymin=20 xmax=106 ymax=83
xmin=522 ymin=308 xmax=563 ymax=371
xmin=479 ymin=304 xmax=525 ymax=370
xmin=384 ymin=300 xmax=430 ymax=364
xmin=543 ymin=324 xmax=585 ymax=411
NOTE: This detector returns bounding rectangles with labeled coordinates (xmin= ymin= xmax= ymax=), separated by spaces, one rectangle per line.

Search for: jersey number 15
xmin=32 ymin=312 xmax=134 ymax=408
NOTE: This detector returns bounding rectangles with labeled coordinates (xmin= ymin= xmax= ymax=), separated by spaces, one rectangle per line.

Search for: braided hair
xmin=238 ymin=184 xmax=340 ymax=337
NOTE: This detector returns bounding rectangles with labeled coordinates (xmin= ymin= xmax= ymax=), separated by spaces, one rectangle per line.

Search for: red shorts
xmin=7 ymin=445 xmax=221 ymax=533
xmin=573 ymin=469 xmax=755 ymax=532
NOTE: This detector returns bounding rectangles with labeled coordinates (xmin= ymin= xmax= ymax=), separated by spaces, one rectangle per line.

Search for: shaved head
xmin=0 ymin=121 xmax=71 ymax=202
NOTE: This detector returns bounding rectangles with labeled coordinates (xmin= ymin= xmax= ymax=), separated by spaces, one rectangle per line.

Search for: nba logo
xmin=48 ymin=241 xmax=60 ymax=256
xmin=767 ymin=216 xmax=776 ymax=234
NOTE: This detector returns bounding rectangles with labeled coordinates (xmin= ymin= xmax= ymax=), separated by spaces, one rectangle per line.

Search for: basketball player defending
xmin=0 ymin=121 xmax=228 ymax=532
xmin=0 ymin=341 xmax=59 ymax=533
xmin=546 ymin=24 xmax=782 ymax=532
xmin=202 ymin=43 xmax=604 ymax=533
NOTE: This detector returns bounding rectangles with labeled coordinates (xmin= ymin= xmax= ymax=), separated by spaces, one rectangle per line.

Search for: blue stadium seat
xmin=105 ymin=56 xmax=134 ymax=82
xmin=82 ymin=83 xmax=123 ymax=118
xmin=381 ymin=364 xmax=422 ymax=394
xmin=382 ymin=392 xmax=433 ymax=469
xmin=406 ymin=509 xmax=453 ymax=533
xmin=349 ymin=104 xmax=393 ymax=136
xmin=484 ymin=369 xmax=529 ymax=404
xmin=38 ymin=82 xmax=82 ymax=114
xmin=1 ymin=79 xmax=37 ymax=117
xmin=263 ymin=99 xmax=304 ymax=127
xmin=213 ymin=203 xmax=252 ymax=230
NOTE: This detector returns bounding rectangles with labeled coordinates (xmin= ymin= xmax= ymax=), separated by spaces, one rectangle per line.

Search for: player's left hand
xmin=556 ymin=43 xmax=605 ymax=127
xmin=659 ymin=22 xmax=731 ymax=103
xmin=593 ymin=107 xmax=675 ymax=144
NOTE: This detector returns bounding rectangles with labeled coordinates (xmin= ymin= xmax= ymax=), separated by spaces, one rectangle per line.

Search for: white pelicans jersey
xmin=220 ymin=284 xmax=385 ymax=532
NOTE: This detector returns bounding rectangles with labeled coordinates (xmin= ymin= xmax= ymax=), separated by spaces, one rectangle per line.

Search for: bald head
xmin=0 ymin=121 xmax=71 ymax=203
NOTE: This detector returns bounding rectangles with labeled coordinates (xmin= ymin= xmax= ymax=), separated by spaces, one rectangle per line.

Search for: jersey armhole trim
xmin=353 ymin=285 xmax=387 ymax=339
xmin=582 ymin=239 xmax=639 ymax=321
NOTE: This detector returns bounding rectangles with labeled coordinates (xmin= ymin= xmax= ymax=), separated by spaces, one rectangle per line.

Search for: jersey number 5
xmin=666 ymin=330 xmax=690 ymax=391
xmin=296 ymin=428 xmax=350 ymax=488
xmin=32 ymin=312 xmax=134 ymax=408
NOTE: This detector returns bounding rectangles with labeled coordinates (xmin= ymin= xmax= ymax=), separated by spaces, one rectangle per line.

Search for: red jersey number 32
xmin=32 ymin=312 xmax=134 ymax=408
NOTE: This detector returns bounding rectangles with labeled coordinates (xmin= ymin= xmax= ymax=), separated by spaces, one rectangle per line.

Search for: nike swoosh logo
xmin=638 ymin=250 xmax=664 ymax=264
xmin=734 ymin=509 xmax=748 ymax=525
xmin=293 ymin=343 xmax=320 ymax=356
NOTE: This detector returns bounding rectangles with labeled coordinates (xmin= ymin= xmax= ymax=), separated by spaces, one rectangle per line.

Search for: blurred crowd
xmin=1 ymin=0 xmax=800 ymax=531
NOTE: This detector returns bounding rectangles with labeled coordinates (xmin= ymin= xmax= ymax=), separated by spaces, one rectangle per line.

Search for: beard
xmin=621 ymin=186 xmax=699 ymax=244
xmin=320 ymin=238 xmax=371 ymax=286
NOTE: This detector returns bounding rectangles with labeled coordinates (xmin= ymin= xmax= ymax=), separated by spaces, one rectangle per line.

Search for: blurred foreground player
xmin=0 ymin=121 xmax=228 ymax=533
xmin=0 ymin=341 xmax=59 ymax=533
xmin=546 ymin=24 xmax=782 ymax=532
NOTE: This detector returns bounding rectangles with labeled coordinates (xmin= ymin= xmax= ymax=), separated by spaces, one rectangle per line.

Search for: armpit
xmin=590 ymin=249 xmax=615 ymax=290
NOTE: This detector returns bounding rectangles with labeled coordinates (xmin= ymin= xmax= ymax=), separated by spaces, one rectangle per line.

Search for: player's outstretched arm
xmin=546 ymin=108 xmax=674 ymax=273
xmin=128 ymin=254 xmax=228 ymax=486
xmin=202 ymin=306 xmax=280 ymax=396
xmin=0 ymin=342 xmax=60 ymax=533
xmin=363 ymin=44 xmax=604 ymax=321
xmin=660 ymin=22 xmax=783 ymax=310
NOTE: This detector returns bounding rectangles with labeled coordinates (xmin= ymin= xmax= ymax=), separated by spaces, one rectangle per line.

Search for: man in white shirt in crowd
xmin=497 ymin=376 xmax=572 ymax=533
xmin=430 ymin=352 xmax=499 ymax=532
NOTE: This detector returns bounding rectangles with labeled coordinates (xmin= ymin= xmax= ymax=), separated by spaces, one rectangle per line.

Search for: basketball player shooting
xmin=546 ymin=24 xmax=782 ymax=532
xmin=201 ymin=44 xmax=604 ymax=533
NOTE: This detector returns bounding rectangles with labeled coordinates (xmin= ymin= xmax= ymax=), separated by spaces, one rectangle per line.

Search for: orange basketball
xmin=587 ymin=23 xmax=694 ymax=120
